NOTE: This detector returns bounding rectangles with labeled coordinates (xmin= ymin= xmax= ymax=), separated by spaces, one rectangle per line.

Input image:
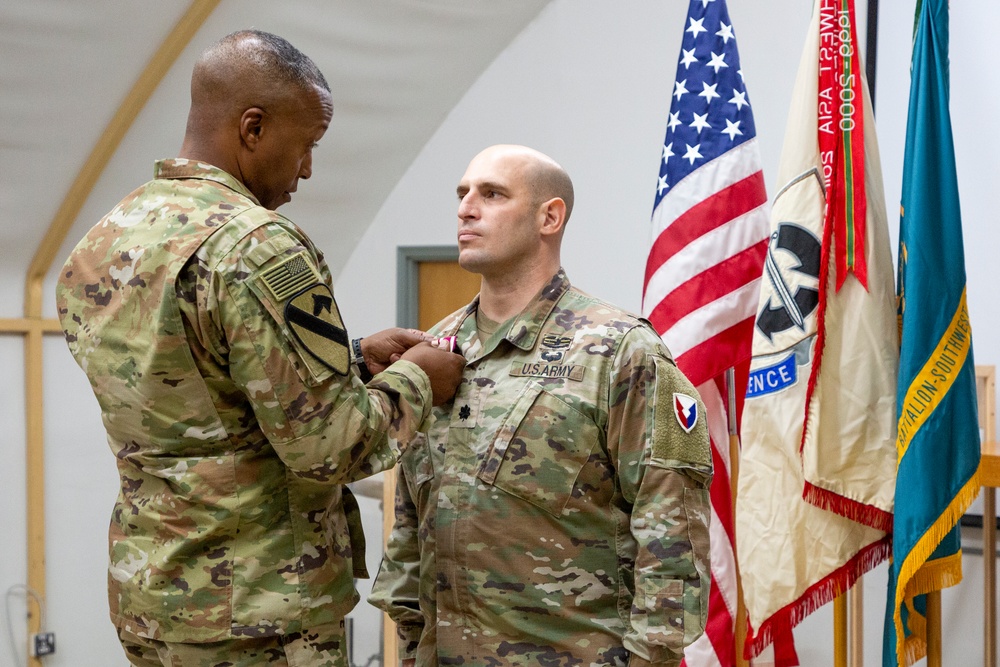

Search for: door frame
xmin=396 ymin=245 xmax=460 ymax=328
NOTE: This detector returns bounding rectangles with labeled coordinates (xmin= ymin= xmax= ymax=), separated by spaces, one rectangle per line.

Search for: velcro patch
xmin=651 ymin=358 xmax=710 ymax=468
xmin=260 ymin=252 xmax=321 ymax=302
xmin=285 ymin=284 xmax=350 ymax=375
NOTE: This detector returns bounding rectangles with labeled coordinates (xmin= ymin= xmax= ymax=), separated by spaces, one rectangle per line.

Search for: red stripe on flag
xmin=646 ymin=240 xmax=768 ymax=334
xmin=660 ymin=318 xmax=757 ymax=389
xmin=643 ymin=171 xmax=767 ymax=290
xmin=682 ymin=569 xmax=737 ymax=667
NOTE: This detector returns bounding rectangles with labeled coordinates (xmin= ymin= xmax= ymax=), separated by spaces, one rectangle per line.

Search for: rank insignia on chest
xmin=449 ymin=383 xmax=491 ymax=428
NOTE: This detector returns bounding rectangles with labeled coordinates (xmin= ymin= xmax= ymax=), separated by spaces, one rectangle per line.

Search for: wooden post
xmin=24 ymin=324 xmax=45 ymax=667
xmin=726 ymin=369 xmax=749 ymax=667
xmin=833 ymin=593 xmax=848 ymax=667
xmin=983 ymin=485 xmax=996 ymax=667
xmin=926 ymin=590 xmax=942 ymax=667
xmin=382 ymin=470 xmax=399 ymax=667
xmin=18 ymin=3 xmax=221 ymax=666
xmin=849 ymin=579 xmax=863 ymax=667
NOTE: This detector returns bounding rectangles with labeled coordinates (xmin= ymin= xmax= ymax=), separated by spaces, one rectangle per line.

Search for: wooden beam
xmin=21 ymin=3 xmax=221 ymax=665
xmin=0 ymin=319 xmax=62 ymax=334
xmin=24 ymin=327 xmax=45 ymax=667
xmin=23 ymin=0 xmax=222 ymax=318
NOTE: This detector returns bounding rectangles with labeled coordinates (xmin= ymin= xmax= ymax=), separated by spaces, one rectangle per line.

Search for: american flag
xmin=642 ymin=1 xmax=772 ymax=664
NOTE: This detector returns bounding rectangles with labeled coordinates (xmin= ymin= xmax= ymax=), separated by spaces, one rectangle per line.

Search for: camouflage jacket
xmin=370 ymin=271 xmax=712 ymax=667
xmin=56 ymin=159 xmax=432 ymax=643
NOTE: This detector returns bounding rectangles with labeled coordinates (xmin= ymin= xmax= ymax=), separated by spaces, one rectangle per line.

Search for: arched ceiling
xmin=0 ymin=0 xmax=549 ymax=315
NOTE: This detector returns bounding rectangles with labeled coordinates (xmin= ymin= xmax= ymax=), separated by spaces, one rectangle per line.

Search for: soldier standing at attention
xmin=56 ymin=30 xmax=464 ymax=667
xmin=370 ymin=144 xmax=712 ymax=667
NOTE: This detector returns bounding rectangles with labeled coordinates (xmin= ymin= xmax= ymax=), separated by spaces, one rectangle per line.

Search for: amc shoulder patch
xmin=284 ymin=283 xmax=350 ymax=375
xmin=650 ymin=357 xmax=711 ymax=469
xmin=673 ymin=392 xmax=699 ymax=433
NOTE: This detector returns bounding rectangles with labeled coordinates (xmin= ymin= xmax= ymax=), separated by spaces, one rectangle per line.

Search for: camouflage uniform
xmin=56 ymin=159 xmax=431 ymax=655
xmin=371 ymin=270 xmax=712 ymax=667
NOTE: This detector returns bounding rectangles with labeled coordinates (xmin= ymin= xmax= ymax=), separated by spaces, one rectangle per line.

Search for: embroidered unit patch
xmin=284 ymin=283 xmax=350 ymax=375
xmin=673 ymin=392 xmax=699 ymax=433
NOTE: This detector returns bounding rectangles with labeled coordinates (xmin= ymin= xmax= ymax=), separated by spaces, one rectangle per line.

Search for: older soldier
xmin=370 ymin=145 xmax=712 ymax=667
xmin=56 ymin=30 xmax=463 ymax=667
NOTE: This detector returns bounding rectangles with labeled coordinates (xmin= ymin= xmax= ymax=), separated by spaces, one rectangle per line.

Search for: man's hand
xmin=401 ymin=660 xmax=416 ymax=667
xmin=361 ymin=328 xmax=432 ymax=375
xmin=399 ymin=342 xmax=465 ymax=406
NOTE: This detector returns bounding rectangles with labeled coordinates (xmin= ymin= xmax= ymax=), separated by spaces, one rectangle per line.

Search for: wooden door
xmin=382 ymin=259 xmax=479 ymax=666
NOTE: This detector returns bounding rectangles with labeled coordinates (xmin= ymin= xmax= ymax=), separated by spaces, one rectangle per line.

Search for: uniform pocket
xmin=476 ymin=384 xmax=600 ymax=517
xmin=637 ymin=577 xmax=686 ymax=652
xmin=404 ymin=432 xmax=435 ymax=489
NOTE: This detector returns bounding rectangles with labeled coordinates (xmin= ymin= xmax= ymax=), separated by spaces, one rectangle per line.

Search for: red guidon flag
xmin=735 ymin=0 xmax=897 ymax=659
xmin=819 ymin=0 xmax=868 ymax=290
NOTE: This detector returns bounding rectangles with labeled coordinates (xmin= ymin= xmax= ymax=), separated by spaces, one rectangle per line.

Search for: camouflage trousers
xmin=117 ymin=625 xmax=348 ymax=667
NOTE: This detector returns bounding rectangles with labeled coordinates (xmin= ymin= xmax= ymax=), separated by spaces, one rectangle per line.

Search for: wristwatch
xmin=351 ymin=338 xmax=374 ymax=383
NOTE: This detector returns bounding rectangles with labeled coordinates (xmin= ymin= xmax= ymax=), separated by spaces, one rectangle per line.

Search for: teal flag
xmin=882 ymin=1 xmax=982 ymax=665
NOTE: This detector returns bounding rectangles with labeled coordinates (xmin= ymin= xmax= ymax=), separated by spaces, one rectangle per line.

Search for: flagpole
xmin=865 ymin=0 xmax=879 ymax=110
xmin=849 ymin=580 xmax=863 ymax=667
xmin=843 ymin=7 xmax=879 ymax=666
xmin=726 ymin=367 xmax=749 ymax=667
xmin=926 ymin=591 xmax=942 ymax=666
xmin=834 ymin=594 xmax=847 ymax=667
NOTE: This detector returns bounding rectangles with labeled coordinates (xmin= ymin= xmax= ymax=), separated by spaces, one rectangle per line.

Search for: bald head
xmin=476 ymin=145 xmax=575 ymax=224
xmin=184 ymin=30 xmax=329 ymax=150
xmin=179 ymin=30 xmax=333 ymax=209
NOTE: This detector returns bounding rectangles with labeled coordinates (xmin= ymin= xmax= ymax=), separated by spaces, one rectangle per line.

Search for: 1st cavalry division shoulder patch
xmin=284 ymin=284 xmax=350 ymax=375
xmin=258 ymin=251 xmax=350 ymax=375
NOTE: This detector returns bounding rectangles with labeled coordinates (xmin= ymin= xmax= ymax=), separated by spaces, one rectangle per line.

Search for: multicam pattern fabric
xmin=370 ymin=271 xmax=712 ymax=667
xmin=56 ymin=159 xmax=432 ymax=644
xmin=118 ymin=623 xmax=348 ymax=667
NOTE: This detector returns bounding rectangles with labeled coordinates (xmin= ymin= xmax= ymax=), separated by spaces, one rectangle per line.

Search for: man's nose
xmin=457 ymin=192 xmax=477 ymax=219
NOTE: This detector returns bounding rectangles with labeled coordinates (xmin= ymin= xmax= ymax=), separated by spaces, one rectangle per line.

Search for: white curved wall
xmin=1 ymin=1 xmax=997 ymax=665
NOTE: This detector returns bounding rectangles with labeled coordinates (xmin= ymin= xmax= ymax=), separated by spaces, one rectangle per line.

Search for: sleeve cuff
xmin=351 ymin=337 xmax=374 ymax=383
xmin=628 ymin=655 xmax=681 ymax=667
xmin=375 ymin=359 xmax=433 ymax=421
xmin=395 ymin=622 xmax=423 ymax=660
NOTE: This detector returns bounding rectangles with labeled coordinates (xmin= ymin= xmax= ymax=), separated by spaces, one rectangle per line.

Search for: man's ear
xmin=539 ymin=197 xmax=567 ymax=238
xmin=239 ymin=108 xmax=266 ymax=150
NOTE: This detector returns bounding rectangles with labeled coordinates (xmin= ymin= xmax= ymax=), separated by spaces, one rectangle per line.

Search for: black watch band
xmin=352 ymin=338 xmax=373 ymax=383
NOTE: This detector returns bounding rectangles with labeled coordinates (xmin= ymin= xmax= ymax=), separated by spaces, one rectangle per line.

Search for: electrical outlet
xmin=30 ymin=632 xmax=56 ymax=658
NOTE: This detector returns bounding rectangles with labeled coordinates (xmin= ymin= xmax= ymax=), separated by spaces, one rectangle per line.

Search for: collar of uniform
xmin=153 ymin=158 xmax=261 ymax=205
xmin=499 ymin=268 xmax=570 ymax=351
